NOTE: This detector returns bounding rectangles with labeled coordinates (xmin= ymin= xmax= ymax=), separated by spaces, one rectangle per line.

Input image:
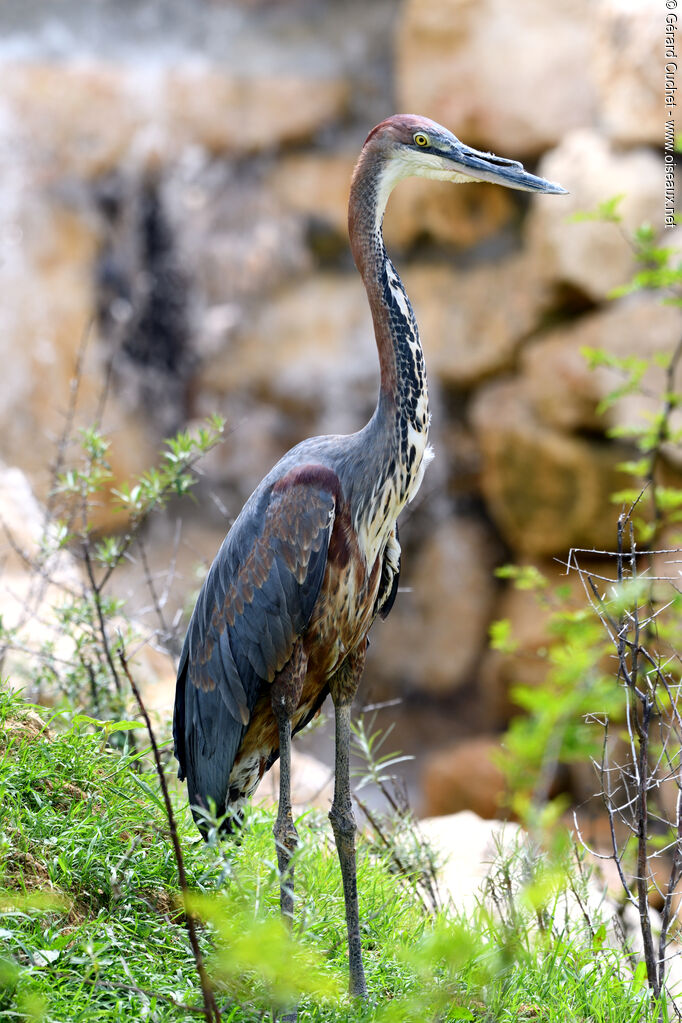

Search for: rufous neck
xmin=348 ymin=151 xmax=427 ymax=423
xmin=349 ymin=153 xmax=400 ymax=402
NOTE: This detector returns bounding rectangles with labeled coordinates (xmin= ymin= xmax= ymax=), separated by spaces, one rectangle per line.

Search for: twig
xmin=158 ymin=517 xmax=184 ymax=658
xmin=118 ymin=649 xmax=222 ymax=1023
xmin=137 ymin=535 xmax=183 ymax=659
xmin=45 ymin=321 xmax=93 ymax=525
xmin=83 ymin=542 xmax=122 ymax=698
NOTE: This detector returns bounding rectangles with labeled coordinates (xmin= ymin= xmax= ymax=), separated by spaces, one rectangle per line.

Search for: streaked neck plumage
xmin=347 ymin=143 xmax=433 ymax=558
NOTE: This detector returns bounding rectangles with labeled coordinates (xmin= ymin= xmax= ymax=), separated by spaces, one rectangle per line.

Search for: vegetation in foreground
xmin=0 ymin=684 xmax=661 ymax=1023
xmin=2 ymin=198 xmax=682 ymax=1021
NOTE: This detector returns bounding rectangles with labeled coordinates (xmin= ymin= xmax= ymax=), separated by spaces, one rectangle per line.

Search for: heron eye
xmin=413 ymin=132 xmax=429 ymax=148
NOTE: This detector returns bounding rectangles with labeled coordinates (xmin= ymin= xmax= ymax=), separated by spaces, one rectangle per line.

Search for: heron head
xmin=364 ymin=114 xmax=567 ymax=198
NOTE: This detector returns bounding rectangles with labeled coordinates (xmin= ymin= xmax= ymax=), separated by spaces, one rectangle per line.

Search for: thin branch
xmin=82 ymin=541 xmax=122 ymax=697
xmin=118 ymin=649 xmax=222 ymax=1023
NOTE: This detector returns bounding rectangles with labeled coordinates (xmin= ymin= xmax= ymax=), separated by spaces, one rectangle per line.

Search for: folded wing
xmin=173 ymin=471 xmax=337 ymax=831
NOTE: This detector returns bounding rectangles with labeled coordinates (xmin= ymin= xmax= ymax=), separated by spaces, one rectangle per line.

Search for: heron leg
xmin=329 ymin=642 xmax=368 ymax=999
xmin=271 ymin=642 xmax=307 ymax=925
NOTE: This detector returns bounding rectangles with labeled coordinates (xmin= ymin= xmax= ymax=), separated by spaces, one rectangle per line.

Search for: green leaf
xmin=653 ymin=351 xmax=673 ymax=369
xmin=73 ymin=714 xmax=107 ymax=728
xmin=633 ymin=223 xmax=655 ymax=246
xmin=489 ymin=619 xmax=519 ymax=654
xmin=568 ymin=194 xmax=625 ymax=224
xmin=632 ymin=960 xmax=647 ymax=992
xmin=495 ymin=564 xmax=547 ymax=591
xmin=616 ymin=458 xmax=651 ymax=477
xmin=128 ymin=772 xmax=166 ymax=814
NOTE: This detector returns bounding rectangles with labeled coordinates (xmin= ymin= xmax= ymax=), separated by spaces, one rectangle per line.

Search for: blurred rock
xmin=0 ymin=460 xmax=179 ymax=711
xmin=269 ymin=152 xmax=356 ymax=240
xmin=418 ymin=811 xmax=521 ymax=912
xmin=127 ymin=644 xmax=177 ymax=715
xmin=526 ymin=131 xmax=660 ymax=301
xmin=255 ymin=749 xmax=334 ymax=815
xmin=425 ymin=811 xmax=682 ymax=987
xmin=2 ymin=62 xmax=144 ymax=180
xmin=479 ymin=557 xmax=616 ymax=725
xmin=408 ymin=249 xmax=552 ymax=388
xmin=366 ymin=517 xmax=498 ymax=696
xmin=170 ymin=159 xmax=310 ymax=310
xmin=594 ymin=0 xmax=660 ymax=146
xmin=396 ymin=0 xmax=595 ymax=155
xmin=2 ymin=62 xmax=349 ymax=179
xmin=195 ymin=273 xmax=378 ymax=435
xmin=0 ymin=191 xmax=161 ymax=524
xmin=421 ymin=736 xmax=505 ymax=819
xmin=521 ymin=296 xmax=682 ymax=440
xmin=470 ymin=377 xmax=629 ymax=556
xmin=165 ymin=69 xmax=349 ymax=157
xmin=0 ymin=462 xmax=79 ymax=689
xmin=0 ymin=465 xmax=77 ymax=587
xmin=385 ymin=178 xmax=515 ymax=251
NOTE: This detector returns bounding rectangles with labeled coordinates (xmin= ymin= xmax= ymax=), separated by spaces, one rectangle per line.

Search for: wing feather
xmin=173 ymin=468 xmax=337 ymax=833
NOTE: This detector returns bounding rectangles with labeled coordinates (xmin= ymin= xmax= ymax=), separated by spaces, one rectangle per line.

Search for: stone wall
xmin=0 ymin=0 xmax=677 ymax=816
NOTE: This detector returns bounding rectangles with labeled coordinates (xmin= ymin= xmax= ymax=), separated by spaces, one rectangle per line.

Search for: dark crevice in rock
xmin=94 ymin=171 xmax=195 ymax=434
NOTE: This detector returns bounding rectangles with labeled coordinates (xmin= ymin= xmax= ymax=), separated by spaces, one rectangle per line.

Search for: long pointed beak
xmin=446 ymin=141 xmax=568 ymax=194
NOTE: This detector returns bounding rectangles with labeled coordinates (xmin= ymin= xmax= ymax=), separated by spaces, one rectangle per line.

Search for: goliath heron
xmin=173 ymin=114 xmax=566 ymax=1000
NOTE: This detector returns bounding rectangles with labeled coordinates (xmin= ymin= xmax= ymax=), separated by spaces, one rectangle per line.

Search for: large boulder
xmin=164 ymin=69 xmax=349 ymax=158
xmin=521 ymin=295 xmax=682 ymax=441
xmin=0 ymin=460 xmax=176 ymax=710
xmin=1 ymin=62 xmax=145 ymax=180
xmin=526 ymin=131 xmax=660 ymax=302
xmin=366 ymin=517 xmax=499 ymax=696
xmin=593 ymin=0 xmax=661 ymax=147
xmin=470 ymin=377 xmax=629 ymax=556
xmin=407 ymin=249 xmax=552 ymax=389
xmin=421 ymin=736 xmax=506 ymax=819
xmin=2 ymin=61 xmax=349 ymax=179
xmin=0 ymin=187 xmax=160 ymax=520
xmin=418 ymin=811 xmax=521 ymax=913
xmin=269 ymin=152 xmax=356 ymax=242
xmin=396 ymin=0 xmax=595 ymax=156
xmin=384 ymin=179 xmax=515 ymax=251
xmin=195 ymin=273 xmax=379 ymax=469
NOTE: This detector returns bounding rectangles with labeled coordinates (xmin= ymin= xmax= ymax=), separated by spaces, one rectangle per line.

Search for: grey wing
xmin=173 ymin=471 xmax=336 ymax=832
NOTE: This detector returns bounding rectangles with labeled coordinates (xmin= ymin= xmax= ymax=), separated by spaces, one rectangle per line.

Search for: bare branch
xmin=118 ymin=649 xmax=222 ymax=1023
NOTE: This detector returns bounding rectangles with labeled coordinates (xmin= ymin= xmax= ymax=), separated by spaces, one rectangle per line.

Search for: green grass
xmin=0 ymin=683 xmax=666 ymax=1022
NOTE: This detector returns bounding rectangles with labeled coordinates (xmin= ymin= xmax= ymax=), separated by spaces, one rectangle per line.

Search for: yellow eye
xmin=413 ymin=132 xmax=429 ymax=148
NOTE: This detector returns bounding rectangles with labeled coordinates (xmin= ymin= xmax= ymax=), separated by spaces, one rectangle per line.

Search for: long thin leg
xmin=271 ymin=645 xmax=306 ymax=1023
xmin=273 ymin=707 xmax=298 ymax=922
xmin=329 ymin=645 xmax=368 ymax=999
xmin=271 ymin=641 xmax=306 ymax=923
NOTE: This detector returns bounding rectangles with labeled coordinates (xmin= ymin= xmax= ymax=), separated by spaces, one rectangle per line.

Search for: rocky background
xmin=0 ymin=0 xmax=678 ymax=817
